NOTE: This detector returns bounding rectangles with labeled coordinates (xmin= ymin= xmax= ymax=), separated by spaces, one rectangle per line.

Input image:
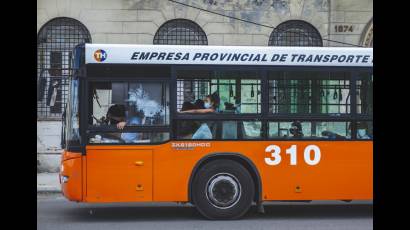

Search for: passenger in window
xmin=289 ymin=121 xmax=304 ymax=138
xmin=179 ymin=93 xmax=220 ymax=139
xmin=181 ymin=101 xmax=197 ymax=111
xmin=194 ymin=99 xmax=205 ymax=109
xmin=180 ymin=92 xmax=220 ymax=114
xmin=177 ymin=102 xmax=200 ymax=139
xmin=357 ymin=122 xmax=371 ymax=139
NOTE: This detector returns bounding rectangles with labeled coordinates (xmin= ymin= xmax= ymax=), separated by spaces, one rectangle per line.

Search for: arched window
xmin=360 ymin=19 xmax=373 ymax=47
xmin=153 ymin=19 xmax=208 ymax=45
xmin=154 ymin=19 xmax=207 ymax=102
xmin=268 ymin=20 xmax=323 ymax=47
xmin=37 ymin=17 xmax=91 ymax=119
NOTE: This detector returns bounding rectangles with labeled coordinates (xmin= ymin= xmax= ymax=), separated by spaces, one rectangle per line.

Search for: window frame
xmin=79 ymin=64 xmax=372 ymax=144
xmin=171 ymin=65 xmax=372 ymax=141
xmin=84 ymin=73 xmax=172 ymax=145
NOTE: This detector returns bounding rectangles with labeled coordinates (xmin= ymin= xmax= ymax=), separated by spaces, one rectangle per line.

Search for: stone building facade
xmin=37 ymin=0 xmax=373 ymax=172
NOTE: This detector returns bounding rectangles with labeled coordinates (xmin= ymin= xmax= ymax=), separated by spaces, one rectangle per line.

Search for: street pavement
xmin=38 ymin=193 xmax=373 ymax=230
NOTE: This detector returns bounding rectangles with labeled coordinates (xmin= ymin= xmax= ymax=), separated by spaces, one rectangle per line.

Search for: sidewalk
xmin=37 ymin=172 xmax=61 ymax=193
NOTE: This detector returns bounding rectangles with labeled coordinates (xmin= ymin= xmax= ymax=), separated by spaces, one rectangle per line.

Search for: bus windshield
xmin=65 ymin=78 xmax=80 ymax=148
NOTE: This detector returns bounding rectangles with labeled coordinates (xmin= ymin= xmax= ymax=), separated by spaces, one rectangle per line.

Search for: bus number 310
xmin=264 ymin=145 xmax=321 ymax=166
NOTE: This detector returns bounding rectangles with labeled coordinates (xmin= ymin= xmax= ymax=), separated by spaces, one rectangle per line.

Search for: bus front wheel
xmin=192 ymin=159 xmax=255 ymax=220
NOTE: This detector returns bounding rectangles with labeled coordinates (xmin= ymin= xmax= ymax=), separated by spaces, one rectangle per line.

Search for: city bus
xmin=60 ymin=43 xmax=373 ymax=219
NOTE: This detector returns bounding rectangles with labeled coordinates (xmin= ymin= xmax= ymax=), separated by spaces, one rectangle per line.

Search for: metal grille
xmin=356 ymin=77 xmax=373 ymax=115
xmin=269 ymin=75 xmax=351 ymax=114
xmin=153 ymin=19 xmax=208 ymax=45
xmin=177 ymin=79 xmax=211 ymax=111
xmin=177 ymin=78 xmax=261 ymax=114
xmin=37 ymin=17 xmax=91 ymax=120
xmin=268 ymin=20 xmax=323 ymax=47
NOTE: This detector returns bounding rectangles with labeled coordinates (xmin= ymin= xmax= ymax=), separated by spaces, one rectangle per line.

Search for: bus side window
xmin=222 ymin=121 xmax=237 ymax=139
xmin=316 ymin=122 xmax=351 ymax=139
xmin=268 ymin=122 xmax=312 ymax=139
xmin=241 ymin=121 xmax=262 ymax=139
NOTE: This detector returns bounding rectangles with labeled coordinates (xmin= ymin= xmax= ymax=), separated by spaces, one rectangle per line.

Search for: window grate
xmin=177 ymin=79 xmax=211 ymax=111
xmin=268 ymin=20 xmax=323 ymax=47
xmin=37 ymin=17 xmax=91 ymax=120
xmin=153 ymin=19 xmax=208 ymax=45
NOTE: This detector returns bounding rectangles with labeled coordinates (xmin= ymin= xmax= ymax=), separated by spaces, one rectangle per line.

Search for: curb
xmin=37 ymin=186 xmax=61 ymax=194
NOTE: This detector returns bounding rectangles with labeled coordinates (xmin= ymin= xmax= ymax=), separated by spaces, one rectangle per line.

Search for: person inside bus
xmin=116 ymin=103 xmax=144 ymax=143
xmin=289 ymin=121 xmax=304 ymax=138
xmin=93 ymin=104 xmax=127 ymax=142
xmin=179 ymin=92 xmax=220 ymax=114
xmin=177 ymin=102 xmax=200 ymax=139
xmin=179 ymin=92 xmax=220 ymax=139
xmin=106 ymin=104 xmax=126 ymax=125
xmin=194 ymin=99 xmax=205 ymax=109
xmin=357 ymin=122 xmax=371 ymax=139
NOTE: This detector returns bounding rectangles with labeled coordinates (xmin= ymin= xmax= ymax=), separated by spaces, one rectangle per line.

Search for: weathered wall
xmin=38 ymin=0 xmax=373 ymax=46
xmin=37 ymin=121 xmax=62 ymax=172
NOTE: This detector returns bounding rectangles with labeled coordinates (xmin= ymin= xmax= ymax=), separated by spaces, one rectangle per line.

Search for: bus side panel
xmin=152 ymin=141 xmax=372 ymax=202
xmin=60 ymin=153 xmax=83 ymax=202
xmin=82 ymin=155 xmax=87 ymax=201
xmin=85 ymin=148 xmax=153 ymax=202
xmin=152 ymin=144 xmax=202 ymax=202
xmin=257 ymin=141 xmax=373 ymax=200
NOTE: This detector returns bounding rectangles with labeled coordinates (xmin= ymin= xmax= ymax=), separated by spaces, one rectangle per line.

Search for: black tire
xmin=192 ymin=159 xmax=255 ymax=220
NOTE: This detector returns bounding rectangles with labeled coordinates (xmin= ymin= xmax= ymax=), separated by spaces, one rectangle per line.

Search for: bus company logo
xmin=94 ymin=49 xmax=107 ymax=62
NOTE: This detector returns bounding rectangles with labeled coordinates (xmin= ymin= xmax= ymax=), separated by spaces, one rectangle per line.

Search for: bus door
xmin=85 ymin=80 xmax=170 ymax=202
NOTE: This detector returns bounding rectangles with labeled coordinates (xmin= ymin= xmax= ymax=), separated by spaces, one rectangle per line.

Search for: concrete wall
xmin=38 ymin=0 xmax=373 ymax=46
xmin=37 ymin=0 xmax=373 ymax=172
xmin=37 ymin=121 xmax=62 ymax=172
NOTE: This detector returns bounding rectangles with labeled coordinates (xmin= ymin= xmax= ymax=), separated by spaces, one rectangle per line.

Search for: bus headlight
xmin=61 ymin=175 xmax=69 ymax=183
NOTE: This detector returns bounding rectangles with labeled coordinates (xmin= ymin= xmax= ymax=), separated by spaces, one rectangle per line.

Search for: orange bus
xmin=60 ymin=44 xmax=373 ymax=219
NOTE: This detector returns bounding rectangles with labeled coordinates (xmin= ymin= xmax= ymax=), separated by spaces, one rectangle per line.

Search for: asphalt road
xmin=37 ymin=193 xmax=372 ymax=230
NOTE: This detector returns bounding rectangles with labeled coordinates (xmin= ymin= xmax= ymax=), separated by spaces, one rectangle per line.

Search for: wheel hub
xmin=206 ymin=173 xmax=241 ymax=209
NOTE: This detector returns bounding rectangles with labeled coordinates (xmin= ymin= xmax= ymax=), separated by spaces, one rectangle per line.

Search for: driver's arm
xmin=117 ymin=121 xmax=126 ymax=129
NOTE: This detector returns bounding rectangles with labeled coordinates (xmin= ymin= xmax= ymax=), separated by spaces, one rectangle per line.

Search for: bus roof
xmin=85 ymin=43 xmax=372 ymax=67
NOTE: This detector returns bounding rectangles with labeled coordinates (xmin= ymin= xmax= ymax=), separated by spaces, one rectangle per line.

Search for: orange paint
xmin=61 ymin=141 xmax=372 ymax=203
xmin=60 ymin=151 xmax=82 ymax=201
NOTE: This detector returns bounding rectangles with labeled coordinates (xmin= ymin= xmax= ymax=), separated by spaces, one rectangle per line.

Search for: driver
xmin=116 ymin=103 xmax=144 ymax=143
xmin=106 ymin=104 xmax=126 ymax=125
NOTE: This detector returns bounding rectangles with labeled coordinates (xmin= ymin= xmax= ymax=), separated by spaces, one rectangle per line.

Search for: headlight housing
xmin=61 ymin=175 xmax=69 ymax=183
